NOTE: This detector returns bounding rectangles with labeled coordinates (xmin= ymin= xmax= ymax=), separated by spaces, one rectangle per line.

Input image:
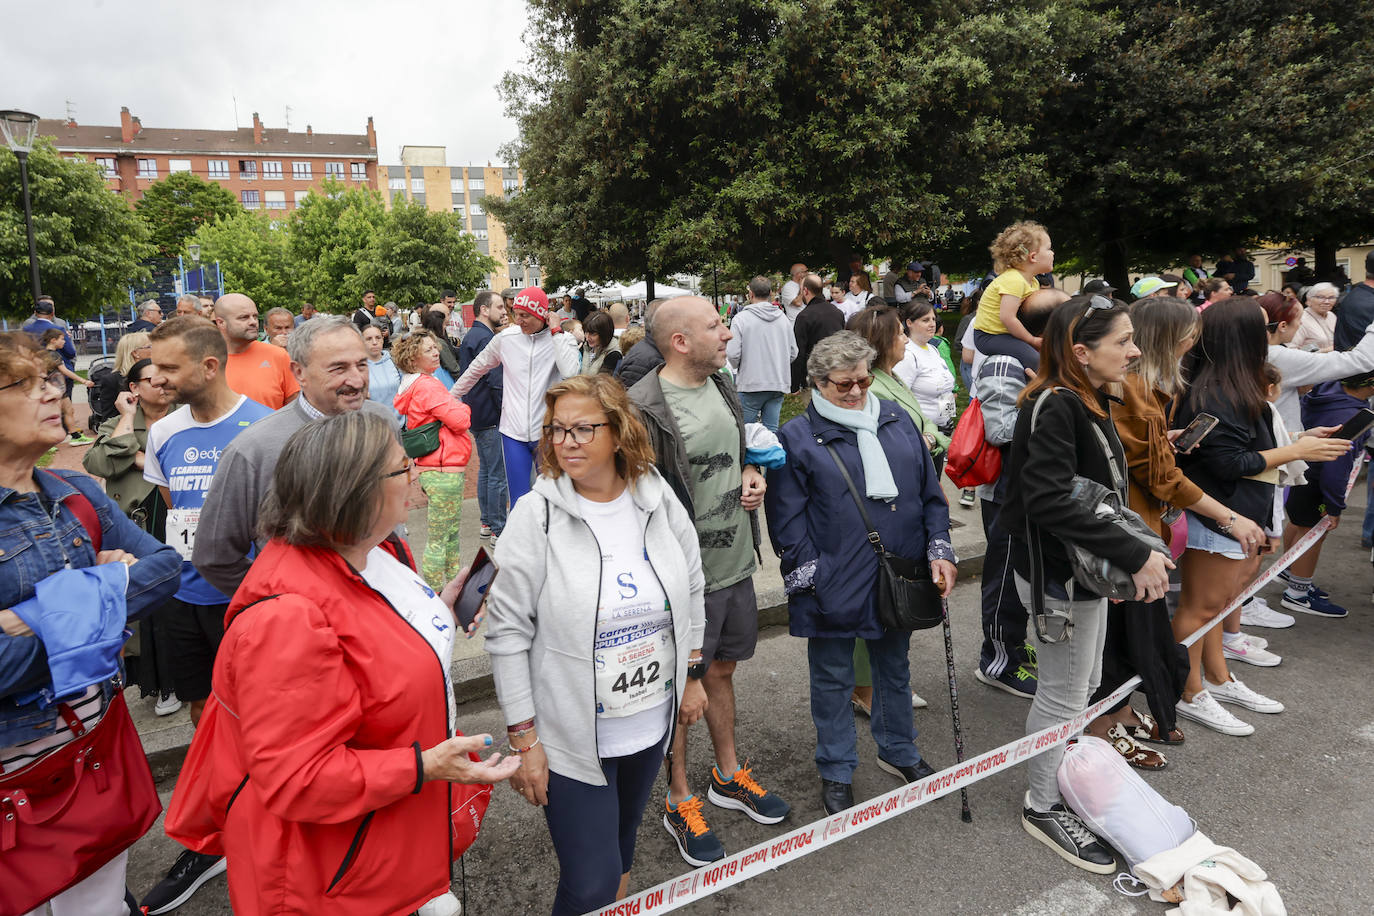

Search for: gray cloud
xmin=3 ymin=0 xmax=528 ymax=167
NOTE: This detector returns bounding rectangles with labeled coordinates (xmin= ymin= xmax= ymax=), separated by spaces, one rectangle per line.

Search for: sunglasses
xmin=1081 ymin=295 xmax=1115 ymax=320
xmin=820 ymin=374 xmax=875 ymax=394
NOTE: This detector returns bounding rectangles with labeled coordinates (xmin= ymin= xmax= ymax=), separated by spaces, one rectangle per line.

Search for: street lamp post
xmin=0 ymin=110 xmax=42 ymax=308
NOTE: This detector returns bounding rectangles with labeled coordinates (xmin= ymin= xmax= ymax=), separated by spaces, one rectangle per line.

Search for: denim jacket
xmin=0 ymin=468 xmax=180 ymax=749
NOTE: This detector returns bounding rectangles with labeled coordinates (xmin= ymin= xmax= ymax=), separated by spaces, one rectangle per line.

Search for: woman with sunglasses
xmin=999 ymin=296 xmax=1172 ymax=874
xmin=1172 ymin=299 xmax=1352 ymax=735
xmin=766 ymin=331 xmax=955 ymax=816
xmin=485 ymin=374 xmax=706 ymax=915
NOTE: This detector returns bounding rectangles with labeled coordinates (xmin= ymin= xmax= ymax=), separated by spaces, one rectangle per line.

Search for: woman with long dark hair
xmin=1084 ymin=298 xmax=1265 ymax=765
xmin=999 ymin=296 xmax=1172 ymax=874
xmin=1172 ymin=299 xmax=1351 ymax=736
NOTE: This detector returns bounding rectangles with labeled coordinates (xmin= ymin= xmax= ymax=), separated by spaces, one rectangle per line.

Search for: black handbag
xmin=824 ymin=445 xmax=943 ymax=631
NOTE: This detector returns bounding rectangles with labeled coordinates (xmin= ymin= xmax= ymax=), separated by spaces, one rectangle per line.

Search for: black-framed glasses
xmin=543 ymin=422 xmax=609 ymax=445
xmin=383 ymin=458 xmax=414 ymax=479
xmin=820 ymin=374 xmax=875 ymax=394
xmin=0 ymin=370 xmax=64 ymax=398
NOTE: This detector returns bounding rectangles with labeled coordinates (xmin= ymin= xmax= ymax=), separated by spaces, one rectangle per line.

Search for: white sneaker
xmin=418 ymin=892 xmax=462 ymax=916
xmin=911 ymin=691 xmax=927 ymax=709
xmin=1206 ymin=673 xmax=1284 ymax=714
xmin=1176 ymin=689 xmax=1254 ymax=736
xmin=1239 ymin=595 xmax=1295 ymax=629
xmin=1222 ymin=633 xmax=1281 ymax=667
xmin=154 ymin=691 xmax=182 ymax=717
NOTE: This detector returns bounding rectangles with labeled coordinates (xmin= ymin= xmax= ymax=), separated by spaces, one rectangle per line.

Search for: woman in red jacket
xmin=393 ymin=330 xmax=474 ymax=587
xmin=165 ymin=411 xmax=518 ymax=916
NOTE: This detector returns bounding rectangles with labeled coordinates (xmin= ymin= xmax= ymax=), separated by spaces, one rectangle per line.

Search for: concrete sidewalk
xmin=131 ymin=477 xmax=988 ymax=774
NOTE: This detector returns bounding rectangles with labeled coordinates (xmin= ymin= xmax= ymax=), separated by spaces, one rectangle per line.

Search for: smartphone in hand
xmin=454 ymin=548 xmax=496 ymax=632
xmin=1173 ymin=412 xmax=1219 ymax=453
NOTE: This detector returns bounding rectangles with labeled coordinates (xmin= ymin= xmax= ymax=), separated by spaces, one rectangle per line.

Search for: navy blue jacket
xmin=1299 ymin=380 xmax=1370 ymax=516
xmin=458 ymin=320 xmax=504 ymax=430
xmin=765 ymin=399 xmax=952 ymax=639
xmin=0 ymin=469 xmax=180 ymax=746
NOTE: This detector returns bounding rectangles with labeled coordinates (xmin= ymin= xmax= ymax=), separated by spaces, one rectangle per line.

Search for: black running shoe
xmin=1021 ymin=795 xmax=1116 ymax=874
xmin=140 ymin=850 xmax=227 ymax=914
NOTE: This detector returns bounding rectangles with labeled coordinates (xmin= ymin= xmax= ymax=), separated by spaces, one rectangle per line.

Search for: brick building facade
xmin=38 ymin=107 xmax=380 ymax=212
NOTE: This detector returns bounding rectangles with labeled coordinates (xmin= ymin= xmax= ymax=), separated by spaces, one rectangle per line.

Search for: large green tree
xmin=491 ymin=0 xmax=1085 ymax=289
xmin=185 ymin=211 xmax=298 ymax=310
xmin=134 ymin=171 xmax=240 ymax=257
xmin=0 ymin=139 xmax=152 ymax=318
xmin=287 ymin=180 xmax=387 ymax=310
xmin=354 ymin=198 xmax=497 ymax=306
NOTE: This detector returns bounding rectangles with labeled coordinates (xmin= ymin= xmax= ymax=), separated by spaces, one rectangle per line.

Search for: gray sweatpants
xmin=1014 ymin=574 xmax=1108 ymax=812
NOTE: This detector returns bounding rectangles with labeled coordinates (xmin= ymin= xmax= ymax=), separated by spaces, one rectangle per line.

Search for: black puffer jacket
xmin=1000 ymin=387 xmax=1154 ymax=586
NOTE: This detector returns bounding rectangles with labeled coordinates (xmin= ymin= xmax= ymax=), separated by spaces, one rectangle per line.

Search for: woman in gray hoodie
xmin=486 ymin=374 xmax=706 ymax=916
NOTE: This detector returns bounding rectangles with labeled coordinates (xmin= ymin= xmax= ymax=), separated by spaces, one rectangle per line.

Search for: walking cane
xmin=939 ymin=594 xmax=973 ymax=823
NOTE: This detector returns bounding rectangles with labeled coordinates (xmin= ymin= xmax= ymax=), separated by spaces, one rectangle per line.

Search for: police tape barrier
xmin=588 ymin=459 xmax=1364 ymax=916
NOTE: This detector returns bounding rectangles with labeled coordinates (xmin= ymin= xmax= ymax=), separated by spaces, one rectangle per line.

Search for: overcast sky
xmin=3 ymin=0 xmax=530 ymax=166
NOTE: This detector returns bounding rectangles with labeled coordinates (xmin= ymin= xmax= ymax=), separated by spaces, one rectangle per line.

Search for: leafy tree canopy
xmin=354 ymin=197 xmax=498 ymax=306
xmin=185 ymin=211 xmax=298 ymax=311
xmin=134 ymin=171 xmax=240 ymax=258
xmin=0 ymin=140 xmax=152 ymax=319
xmin=287 ymin=180 xmax=388 ymax=309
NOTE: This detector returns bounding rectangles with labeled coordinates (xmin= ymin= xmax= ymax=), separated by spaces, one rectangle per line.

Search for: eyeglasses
xmin=0 ymin=370 xmax=64 ymax=399
xmin=1081 ymin=295 xmax=1115 ymax=321
xmin=819 ymin=374 xmax=874 ymax=394
xmin=543 ymin=422 xmax=609 ymax=445
xmin=383 ymin=459 xmax=414 ymax=480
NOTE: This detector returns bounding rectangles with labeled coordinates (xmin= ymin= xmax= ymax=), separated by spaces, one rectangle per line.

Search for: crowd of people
xmin=3 ymin=235 xmax=1373 ymax=914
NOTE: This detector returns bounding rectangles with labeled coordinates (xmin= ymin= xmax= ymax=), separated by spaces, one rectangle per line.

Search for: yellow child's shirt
xmin=972 ymin=269 xmax=1039 ymax=335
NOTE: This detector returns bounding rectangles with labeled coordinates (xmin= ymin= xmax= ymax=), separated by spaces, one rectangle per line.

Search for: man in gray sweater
xmin=725 ymin=276 xmax=797 ymax=433
xmin=192 ymin=317 xmax=392 ymax=596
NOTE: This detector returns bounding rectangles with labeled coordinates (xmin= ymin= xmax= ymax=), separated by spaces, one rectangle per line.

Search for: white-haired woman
xmin=1289 ymin=282 xmax=1338 ymax=352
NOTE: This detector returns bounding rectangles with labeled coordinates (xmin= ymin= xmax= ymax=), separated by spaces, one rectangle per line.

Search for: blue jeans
xmin=738 ymin=390 xmax=783 ymax=433
xmin=808 ymin=632 xmax=919 ymax=783
xmin=473 ymin=427 xmax=508 ymax=535
xmin=501 ymin=435 xmax=539 ymax=507
xmin=543 ymin=738 xmax=665 ymax=916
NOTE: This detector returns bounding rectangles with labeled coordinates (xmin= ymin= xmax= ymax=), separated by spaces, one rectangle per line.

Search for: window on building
xmin=470 ymin=203 xmax=484 ymax=216
xmin=292 ymin=161 xmax=312 ymax=180
xmin=351 ymin=162 xmax=367 ymax=181
xmin=453 ymin=203 xmax=466 ymax=218
xmin=294 ymin=190 xmax=310 ymax=205
xmin=474 ymin=229 xmax=489 ymax=241
xmin=325 ymin=162 xmax=344 ymax=179
xmin=239 ymin=160 xmax=258 ymax=180
xmin=468 ymin=177 xmax=485 ymax=191
xmin=241 ymin=190 xmax=261 ymax=209
xmin=411 ymin=177 xmax=425 ymax=193
xmin=451 ymin=178 xmax=464 ymax=195
xmin=207 ymin=159 xmax=230 ymax=179
xmin=137 ymin=159 xmax=158 ymax=179
xmin=262 ymin=161 xmax=283 ymax=180
xmin=264 ymin=190 xmax=287 ymax=210
xmin=388 ymin=177 xmax=405 ymax=191
xmin=94 ymin=157 xmax=116 ymax=178
xmin=503 ymin=178 xmax=519 ymax=193
xmin=168 ymin=159 xmax=192 ymax=174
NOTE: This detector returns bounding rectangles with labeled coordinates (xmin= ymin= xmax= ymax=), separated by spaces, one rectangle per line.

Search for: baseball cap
xmin=1129 ymin=277 xmax=1177 ymax=298
xmin=905 ymin=261 xmax=923 ymax=273
xmin=1081 ymin=278 xmax=1115 ymax=296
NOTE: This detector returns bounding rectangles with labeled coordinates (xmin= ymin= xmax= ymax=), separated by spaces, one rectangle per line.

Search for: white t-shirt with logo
xmin=580 ymin=488 xmax=673 ymax=758
xmin=358 ymin=547 xmax=457 ymax=736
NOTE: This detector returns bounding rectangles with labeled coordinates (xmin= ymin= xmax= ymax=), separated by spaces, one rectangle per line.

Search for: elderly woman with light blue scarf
xmin=765 ymin=331 xmax=956 ymax=816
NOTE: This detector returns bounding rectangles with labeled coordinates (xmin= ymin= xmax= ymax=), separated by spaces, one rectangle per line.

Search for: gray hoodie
xmin=485 ymin=469 xmax=705 ymax=785
xmin=727 ymin=301 xmax=799 ymax=393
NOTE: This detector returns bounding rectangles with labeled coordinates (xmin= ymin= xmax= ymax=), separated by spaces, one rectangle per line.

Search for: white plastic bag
xmin=1057 ymin=736 xmax=1193 ymax=870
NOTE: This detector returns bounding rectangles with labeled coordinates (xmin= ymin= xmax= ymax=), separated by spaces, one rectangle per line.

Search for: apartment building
xmin=382 ymin=145 xmax=537 ymax=292
xmin=39 ymin=107 xmax=380 ymax=212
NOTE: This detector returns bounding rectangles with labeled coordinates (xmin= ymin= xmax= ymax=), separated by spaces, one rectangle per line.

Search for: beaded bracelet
xmin=510 ymin=736 xmax=541 ymax=754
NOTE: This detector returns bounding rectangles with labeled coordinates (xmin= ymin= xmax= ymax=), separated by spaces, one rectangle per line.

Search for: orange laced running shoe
xmin=662 ymin=795 xmax=724 ymax=867
xmin=707 ymin=761 xmax=791 ymax=824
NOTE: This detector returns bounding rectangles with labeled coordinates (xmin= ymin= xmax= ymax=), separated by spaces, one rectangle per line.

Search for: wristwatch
xmin=687 ymin=658 xmax=709 ymax=680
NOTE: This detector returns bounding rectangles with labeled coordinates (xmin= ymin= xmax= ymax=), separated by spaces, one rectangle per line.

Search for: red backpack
xmin=944 ymin=397 xmax=1002 ymax=489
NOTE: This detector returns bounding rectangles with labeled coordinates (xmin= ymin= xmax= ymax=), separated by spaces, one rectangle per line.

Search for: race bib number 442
xmin=595 ymin=626 xmax=674 ymax=719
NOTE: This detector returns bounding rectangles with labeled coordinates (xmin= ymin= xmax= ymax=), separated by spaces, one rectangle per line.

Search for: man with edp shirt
xmin=138 ymin=317 xmax=271 ymax=914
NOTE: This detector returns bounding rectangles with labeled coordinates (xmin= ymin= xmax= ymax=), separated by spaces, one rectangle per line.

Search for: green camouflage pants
xmin=419 ymin=469 xmax=464 ymax=589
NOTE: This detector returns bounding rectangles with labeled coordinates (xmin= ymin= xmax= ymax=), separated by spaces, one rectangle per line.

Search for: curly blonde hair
xmin=391 ymin=330 xmax=437 ymax=374
xmin=990 ymin=221 xmax=1049 ymax=273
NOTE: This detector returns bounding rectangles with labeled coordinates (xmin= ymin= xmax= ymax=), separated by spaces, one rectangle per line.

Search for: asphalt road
xmin=126 ymin=502 xmax=1374 ymax=915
